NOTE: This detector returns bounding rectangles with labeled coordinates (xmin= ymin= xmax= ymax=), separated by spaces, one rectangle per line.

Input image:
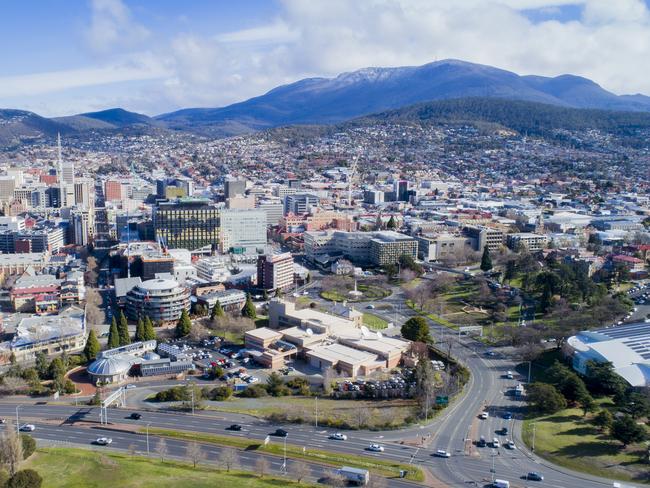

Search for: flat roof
xmin=307 ymin=343 xmax=377 ymax=366
xmin=245 ymin=328 xmax=283 ymax=340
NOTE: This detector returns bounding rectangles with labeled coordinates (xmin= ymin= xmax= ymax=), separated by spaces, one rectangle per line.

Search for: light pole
xmin=15 ymin=405 xmax=22 ymax=434
xmin=282 ymin=435 xmax=287 ymax=472
xmin=491 ymin=448 xmax=496 ymax=483
xmin=527 ymin=361 xmax=532 ymax=383
xmin=315 ymin=396 xmax=318 ymax=428
xmin=191 ymin=384 xmax=195 ymax=416
xmin=146 ymin=422 xmax=150 ymax=456
xmin=532 ymin=423 xmax=536 ymax=452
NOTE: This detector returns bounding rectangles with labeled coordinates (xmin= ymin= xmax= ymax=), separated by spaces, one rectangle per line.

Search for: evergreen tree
xmin=135 ymin=318 xmax=145 ymax=342
xmin=401 ymin=317 xmax=432 ymax=343
xmin=480 ymin=245 xmax=493 ymax=272
xmin=35 ymin=352 xmax=48 ymax=379
xmin=143 ymin=316 xmax=156 ymax=341
xmin=241 ymin=294 xmax=257 ymax=319
xmin=210 ymin=301 xmax=224 ymax=320
xmin=386 ymin=215 xmax=397 ymax=229
xmin=175 ymin=309 xmax=192 ymax=338
xmin=610 ymin=415 xmax=647 ymax=448
xmin=84 ymin=329 xmax=100 ymax=361
xmin=262 ymin=289 xmax=269 ymax=301
xmin=117 ymin=311 xmax=130 ymax=346
xmin=107 ymin=317 xmax=120 ymax=349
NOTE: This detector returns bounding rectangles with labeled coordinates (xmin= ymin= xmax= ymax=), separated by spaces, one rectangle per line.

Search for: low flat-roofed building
xmin=245 ymin=328 xmax=283 ymax=350
xmin=196 ymin=289 xmax=247 ymax=312
xmin=306 ymin=343 xmax=382 ymax=377
xmin=566 ymin=322 xmax=650 ymax=387
xmin=0 ymin=252 xmax=49 ymax=275
xmin=140 ymin=358 xmax=194 ymax=377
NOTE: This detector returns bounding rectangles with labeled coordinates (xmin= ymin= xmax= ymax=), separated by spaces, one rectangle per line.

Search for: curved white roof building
xmin=567 ymin=322 xmax=650 ymax=387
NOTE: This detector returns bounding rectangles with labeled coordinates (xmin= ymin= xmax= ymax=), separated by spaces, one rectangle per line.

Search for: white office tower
xmin=219 ymin=209 xmax=267 ymax=253
xmin=57 ymin=133 xmax=75 ymax=184
xmin=72 ymin=207 xmax=94 ymax=246
xmin=74 ymin=177 xmax=95 ymax=208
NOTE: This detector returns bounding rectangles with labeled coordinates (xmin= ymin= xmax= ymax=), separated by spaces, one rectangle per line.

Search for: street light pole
xmin=282 ymin=435 xmax=287 ymax=472
xmin=315 ymin=396 xmax=318 ymax=428
xmin=15 ymin=405 xmax=22 ymax=434
xmin=191 ymin=385 xmax=195 ymax=416
xmin=146 ymin=422 xmax=150 ymax=456
xmin=532 ymin=423 xmax=536 ymax=452
xmin=528 ymin=361 xmax=532 ymax=383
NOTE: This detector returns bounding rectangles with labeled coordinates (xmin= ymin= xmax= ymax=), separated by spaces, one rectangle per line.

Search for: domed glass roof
xmin=87 ymin=356 xmax=131 ymax=376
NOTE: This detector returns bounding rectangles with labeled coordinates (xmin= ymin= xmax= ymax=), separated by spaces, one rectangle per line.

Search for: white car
xmin=125 ymin=384 xmax=137 ymax=389
xmin=329 ymin=432 xmax=348 ymax=441
xmin=95 ymin=437 xmax=113 ymax=446
xmin=479 ymin=412 xmax=489 ymax=420
xmin=19 ymin=424 xmax=35 ymax=432
xmin=505 ymin=440 xmax=516 ymax=450
xmin=435 ymin=449 xmax=451 ymax=458
xmin=367 ymin=443 xmax=384 ymax=452
xmin=492 ymin=438 xmax=500 ymax=448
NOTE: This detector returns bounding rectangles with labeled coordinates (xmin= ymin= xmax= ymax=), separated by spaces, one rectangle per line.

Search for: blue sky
xmin=2 ymin=0 xmax=650 ymax=116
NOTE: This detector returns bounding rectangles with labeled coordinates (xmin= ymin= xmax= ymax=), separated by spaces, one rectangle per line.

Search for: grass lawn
xmin=363 ymin=313 xmax=388 ymax=330
xmin=521 ymin=402 xmax=650 ymax=484
xmin=320 ymin=283 xmax=391 ymax=303
xmin=146 ymin=428 xmax=423 ymax=482
xmin=25 ymin=448 xmax=314 ymax=488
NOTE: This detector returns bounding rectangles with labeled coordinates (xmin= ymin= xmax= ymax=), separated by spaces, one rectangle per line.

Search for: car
xmin=526 ymin=472 xmax=544 ymax=481
xmin=329 ymin=432 xmax=348 ymax=441
xmin=274 ymin=428 xmax=288 ymax=437
xmin=479 ymin=412 xmax=489 ymax=419
xmin=505 ymin=371 xmax=514 ymax=379
xmin=367 ymin=443 xmax=384 ymax=452
xmin=477 ymin=436 xmax=486 ymax=447
xmin=19 ymin=424 xmax=35 ymax=432
xmin=129 ymin=413 xmax=142 ymax=420
xmin=95 ymin=437 xmax=113 ymax=445
xmin=227 ymin=424 xmax=242 ymax=431
xmin=500 ymin=427 xmax=509 ymax=435
xmin=125 ymin=384 xmax=137 ymax=389
xmin=506 ymin=440 xmax=516 ymax=450
xmin=366 ymin=304 xmax=375 ymax=309
xmin=434 ymin=449 xmax=451 ymax=458
xmin=503 ymin=412 xmax=513 ymax=420
xmin=0 ymin=418 xmax=6 ymax=424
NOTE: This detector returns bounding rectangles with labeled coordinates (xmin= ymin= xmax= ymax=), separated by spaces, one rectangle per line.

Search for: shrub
xmin=154 ymin=386 xmax=191 ymax=402
xmin=238 ymin=384 xmax=268 ymax=398
xmin=6 ymin=469 xmax=43 ymax=488
xmin=21 ymin=434 xmax=36 ymax=459
xmin=207 ymin=386 xmax=233 ymax=401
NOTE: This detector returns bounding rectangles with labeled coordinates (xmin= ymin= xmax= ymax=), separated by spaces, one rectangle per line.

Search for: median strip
xmin=141 ymin=427 xmax=425 ymax=482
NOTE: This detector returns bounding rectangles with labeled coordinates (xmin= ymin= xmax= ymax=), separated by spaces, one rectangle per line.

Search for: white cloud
xmin=85 ymin=0 xmax=150 ymax=53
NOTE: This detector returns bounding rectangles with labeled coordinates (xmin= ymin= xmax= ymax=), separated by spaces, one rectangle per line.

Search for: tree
xmin=107 ymin=317 xmax=120 ymax=349
xmin=504 ymin=259 xmax=517 ymax=282
xmin=155 ymin=438 xmax=168 ymax=462
xmin=480 ymin=245 xmax=493 ymax=272
xmin=386 ymin=215 xmax=397 ymax=229
xmin=401 ymin=317 xmax=431 ymax=343
xmin=186 ymin=441 xmax=204 ymax=468
xmin=210 ymin=301 xmax=224 ymax=321
xmin=117 ymin=311 xmax=130 ymax=346
xmin=135 ymin=318 xmax=145 ymax=342
xmin=255 ymin=456 xmax=270 ymax=478
xmin=527 ymin=383 xmax=567 ymax=414
xmin=592 ymin=409 xmax=613 ymax=431
xmin=610 ymin=415 xmax=647 ymax=448
xmin=35 ymin=352 xmax=48 ymax=379
xmin=84 ymin=329 xmax=100 ymax=362
xmin=414 ymin=358 xmax=436 ymax=419
xmin=292 ymin=459 xmax=310 ymax=483
xmin=220 ymin=447 xmax=238 ymax=472
xmin=584 ymin=361 xmax=627 ymax=397
xmin=143 ymin=316 xmax=156 ymax=341
xmin=188 ymin=321 xmax=210 ymax=343
xmin=0 ymin=427 xmax=23 ymax=476
xmin=266 ymin=372 xmax=289 ymax=397
xmin=175 ymin=309 xmax=192 ymax=338
xmin=241 ymin=294 xmax=257 ymax=319
xmin=48 ymin=358 xmax=66 ymax=381
xmin=84 ymin=288 xmax=104 ymax=326
xmin=579 ymin=392 xmax=597 ymax=416
xmin=5 ymin=469 xmax=42 ymax=488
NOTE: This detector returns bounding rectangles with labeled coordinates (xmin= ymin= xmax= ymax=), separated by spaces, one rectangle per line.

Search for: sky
xmin=2 ymin=0 xmax=650 ymax=117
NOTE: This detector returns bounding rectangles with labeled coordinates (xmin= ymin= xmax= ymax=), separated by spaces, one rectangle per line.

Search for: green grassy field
xmin=362 ymin=312 xmax=388 ymax=330
xmin=25 ymin=448 xmax=314 ymax=488
xmin=521 ymin=403 xmax=650 ymax=484
xmin=320 ymin=283 xmax=391 ymax=302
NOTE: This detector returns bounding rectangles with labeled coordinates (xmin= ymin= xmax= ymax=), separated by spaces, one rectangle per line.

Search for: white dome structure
xmin=87 ymin=356 xmax=132 ymax=384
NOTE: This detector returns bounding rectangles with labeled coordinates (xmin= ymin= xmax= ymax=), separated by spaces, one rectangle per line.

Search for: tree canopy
xmin=401 ymin=317 xmax=432 ymax=343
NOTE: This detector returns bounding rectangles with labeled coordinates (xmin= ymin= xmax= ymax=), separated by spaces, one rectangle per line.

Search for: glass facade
xmin=154 ymin=199 xmax=220 ymax=251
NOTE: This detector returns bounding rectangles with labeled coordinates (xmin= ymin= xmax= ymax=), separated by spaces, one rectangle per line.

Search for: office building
xmin=224 ymin=177 xmax=246 ymax=198
xmin=72 ymin=208 xmax=94 ymax=246
xmin=257 ymin=252 xmax=294 ymax=291
xmin=60 ymin=161 xmax=75 ymax=184
xmin=506 ymin=233 xmax=548 ymax=252
xmin=363 ymin=190 xmax=385 ymax=205
xmin=104 ymin=180 xmax=124 ymax=201
xmin=125 ymin=278 xmax=190 ymax=322
xmin=463 ymin=225 xmax=505 ymax=253
xmin=219 ymin=209 xmax=267 ymax=253
xmin=153 ymin=199 xmax=220 ymax=251
xmin=256 ymin=199 xmax=284 ymax=226
xmin=395 ymin=180 xmax=409 ymax=202
xmin=0 ymin=176 xmax=16 ymax=202
xmin=74 ymin=177 xmax=94 ymax=207
xmin=284 ymin=193 xmax=319 ymax=215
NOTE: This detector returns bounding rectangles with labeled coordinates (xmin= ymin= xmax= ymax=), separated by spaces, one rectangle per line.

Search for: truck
xmin=337 ymin=466 xmax=370 ymax=486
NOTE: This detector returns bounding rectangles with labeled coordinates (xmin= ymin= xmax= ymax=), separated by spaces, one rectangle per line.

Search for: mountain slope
xmin=0 ymin=109 xmax=74 ymax=149
xmin=53 ymin=108 xmax=159 ymax=131
xmin=157 ymin=59 xmax=650 ymax=136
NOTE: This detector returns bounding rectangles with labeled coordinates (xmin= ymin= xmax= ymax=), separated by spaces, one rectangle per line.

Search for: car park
xmin=95 ymin=437 xmax=112 ymax=445
xmin=526 ymin=472 xmax=544 ymax=481
xmin=329 ymin=432 xmax=348 ymax=441
xmin=434 ymin=449 xmax=451 ymax=458
xmin=367 ymin=444 xmax=384 ymax=452
xmin=19 ymin=424 xmax=35 ymax=432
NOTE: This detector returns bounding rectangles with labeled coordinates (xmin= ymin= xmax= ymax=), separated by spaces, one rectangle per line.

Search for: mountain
xmin=53 ymin=108 xmax=159 ymax=131
xmin=0 ymin=109 xmax=73 ymax=149
xmin=157 ymin=59 xmax=650 ymax=136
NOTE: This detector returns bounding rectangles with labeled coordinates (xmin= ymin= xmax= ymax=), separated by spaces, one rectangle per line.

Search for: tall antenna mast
xmin=57 ymin=133 xmax=63 ymax=174
xmin=348 ymin=156 xmax=358 ymax=209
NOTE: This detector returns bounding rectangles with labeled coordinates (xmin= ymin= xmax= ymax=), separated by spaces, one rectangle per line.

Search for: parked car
xmin=329 ymin=432 xmax=348 ymax=441
xmin=227 ymin=424 xmax=242 ymax=431
xmin=367 ymin=443 xmax=384 ymax=452
xmin=95 ymin=437 xmax=112 ymax=446
xmin=19 ymin=424 xmax=35 ymax=432
xmin=479 ymin=412 xmax=489 ymax=419
xmin=129 ymin=413 xmax=142 ymax=420
xmin=274 ymin=428 xmax=288 ymax=437
xmin=434 ymin=449 xmax=451 ymax=458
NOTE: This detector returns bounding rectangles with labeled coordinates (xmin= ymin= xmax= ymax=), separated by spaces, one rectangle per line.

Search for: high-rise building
xmin=284 ymin=193 xmax=320 ymax=215
xmin=104 ymin=180 xmax=124 ymax=201
xmin=364 ymin=190 xmax=384 ymax=205
xmin=257 ymin=252 xmax=294 ymax=291
xmin=256 ymin=199 xmax=284 ymax=226
xmin=395 ymin=180 xmax=409 ymax=202
xmin=224 ymin=177 xmax=246 ymax=199
xmin=0 ymin=176 xmax=16 ymax=202
xmin=61 ymin=162 xmax=75 ymax=184
xmin=72 ymin=208 xmax=94 ymax=246
xmin=219 ymin=209 xmax=267 ymax=253
xmin=153 ymin=199 xmax=220 ymax=251
xmin=74 ymin=177 xmax=94 ymax=208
